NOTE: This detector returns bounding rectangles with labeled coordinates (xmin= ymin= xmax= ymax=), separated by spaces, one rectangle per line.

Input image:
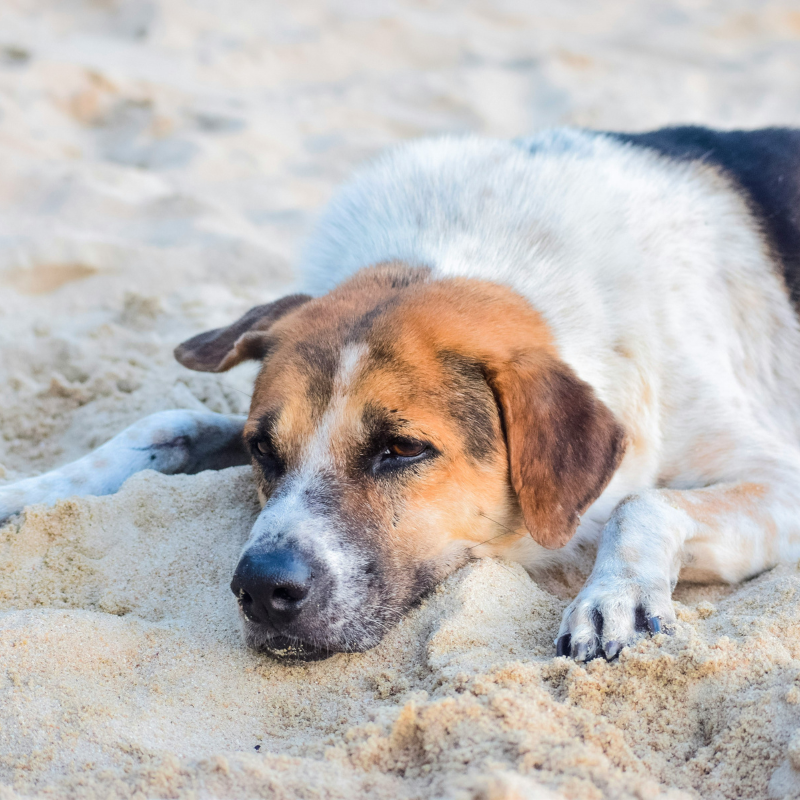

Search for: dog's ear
xmin=174 ymin=294 xmax=312 ymax=372
xmin=488 ymin=353 xmax=626 ymax=549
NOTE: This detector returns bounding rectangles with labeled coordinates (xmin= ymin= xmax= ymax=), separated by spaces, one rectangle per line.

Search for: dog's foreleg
xmin=0 ymin=410 xmax=248 ymax=524
xmin=556 ymin=469 xmax=800 ymax=661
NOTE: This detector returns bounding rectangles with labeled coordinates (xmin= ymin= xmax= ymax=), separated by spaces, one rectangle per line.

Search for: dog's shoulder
xmin=606 ymin=126 xmax=800 ymax=310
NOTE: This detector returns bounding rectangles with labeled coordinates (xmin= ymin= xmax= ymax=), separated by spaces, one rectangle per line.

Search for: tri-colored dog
xmin=2 ymin=126 xmax=800 ymax=663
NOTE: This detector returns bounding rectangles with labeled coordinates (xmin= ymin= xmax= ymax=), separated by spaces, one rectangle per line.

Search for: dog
xmin=2 ymin=126 xmax=800 ymax=663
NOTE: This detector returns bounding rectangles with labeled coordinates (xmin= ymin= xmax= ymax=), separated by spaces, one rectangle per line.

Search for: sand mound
xmin=2 ymin=0 xmax=800 ymax=797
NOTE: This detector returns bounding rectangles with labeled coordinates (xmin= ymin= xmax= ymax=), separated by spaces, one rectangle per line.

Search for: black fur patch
xmin=437 ymin=351 xmax=498 ymax=461
xmin=345 ymin=302 xmax=393 ymax=344
xmin=607 ymin=126 xmax=800 ymax=311
xmin=294 ymin=340 xmax=337 ymax=414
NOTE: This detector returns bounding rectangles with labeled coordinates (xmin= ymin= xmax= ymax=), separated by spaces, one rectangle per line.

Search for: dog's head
xmin=175 ymin=265 xmax=625 ymax=659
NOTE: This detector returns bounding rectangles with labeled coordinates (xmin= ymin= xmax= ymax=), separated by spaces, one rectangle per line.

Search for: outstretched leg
xmin=0 ymin=410 xmax=248 ymax=524
xmin=557 ymin=463 xmax=800 ymax=661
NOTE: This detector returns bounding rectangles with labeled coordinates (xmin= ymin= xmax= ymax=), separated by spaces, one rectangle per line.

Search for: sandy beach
xmin=2 ymin=1 xmax=800 ymax=797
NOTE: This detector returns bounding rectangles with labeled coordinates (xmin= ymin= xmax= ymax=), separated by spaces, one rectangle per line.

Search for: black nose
xmin=230 ymin=550 xmax=313 ymax=625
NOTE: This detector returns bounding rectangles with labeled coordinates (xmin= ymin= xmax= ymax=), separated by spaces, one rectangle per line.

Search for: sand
xmin=2 ymin=1 xmax=800 ymax=798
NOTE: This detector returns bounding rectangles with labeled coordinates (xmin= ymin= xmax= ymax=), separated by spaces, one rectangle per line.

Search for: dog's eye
xmin=251 ymin=439 xmax=282 ymax=472
xmin=385 ymin=438 xmax=427 ymax=459
xmin=368 ymin=436 xmax=437 ymax=475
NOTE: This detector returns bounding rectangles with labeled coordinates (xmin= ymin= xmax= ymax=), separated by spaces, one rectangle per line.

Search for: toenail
xmin=572 ymin=642 xmax=589 ymax=662
xmin=604 ymin=640 xmax=621 ymax=660
xmin=556 ymin=634 xmax=571 ymax=657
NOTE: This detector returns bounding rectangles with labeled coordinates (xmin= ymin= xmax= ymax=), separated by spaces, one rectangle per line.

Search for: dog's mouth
xmin=257 ymin=634 xmax=338 ymax=662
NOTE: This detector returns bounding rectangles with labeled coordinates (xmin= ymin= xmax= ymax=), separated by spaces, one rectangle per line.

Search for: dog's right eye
xmin=250 ymin=439 xmax=283 ymax=477
xmin=254 ymin=440 xmax=277 ymax=462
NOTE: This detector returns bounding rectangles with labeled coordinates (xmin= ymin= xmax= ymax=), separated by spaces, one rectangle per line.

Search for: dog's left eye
xmin=367 ymin=436 xmax=436 ymax=476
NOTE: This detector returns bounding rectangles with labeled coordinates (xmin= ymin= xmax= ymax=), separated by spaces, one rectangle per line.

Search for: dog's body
xmin=3 ymin=126 xmax=800 ymax=662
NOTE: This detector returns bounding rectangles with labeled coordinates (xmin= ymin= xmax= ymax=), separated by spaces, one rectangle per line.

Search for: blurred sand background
xmin=2 ymin=1 xmax=800 ymax=798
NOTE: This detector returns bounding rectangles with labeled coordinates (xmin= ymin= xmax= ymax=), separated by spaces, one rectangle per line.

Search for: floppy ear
xmin=489 ymin=353 xmax=626 ymax=549
xmin=174 ymin=294 xmax=312 ymax=372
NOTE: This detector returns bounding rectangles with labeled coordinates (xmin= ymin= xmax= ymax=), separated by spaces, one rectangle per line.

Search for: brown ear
xmin=174 ymin=294 xmax=311 ymax=372
xmin=489 ymin=353 xmax=626 ymax=549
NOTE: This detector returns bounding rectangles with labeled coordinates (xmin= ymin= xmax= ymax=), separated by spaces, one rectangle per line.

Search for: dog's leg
xmin=0 ymin=410 xmax=248 ymax=524
xmin=556 ymin=469 xmax=800 ymax=661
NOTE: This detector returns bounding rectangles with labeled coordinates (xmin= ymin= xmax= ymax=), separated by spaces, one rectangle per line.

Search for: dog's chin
xmin=241 ymin=621 xmax=381 ymax=662
xmin=257 ymin=635 xmax=338 ymax=662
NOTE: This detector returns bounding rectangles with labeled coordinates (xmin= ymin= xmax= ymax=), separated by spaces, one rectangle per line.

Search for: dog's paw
xmin=555 ymin=574 xmax=676 ymax=662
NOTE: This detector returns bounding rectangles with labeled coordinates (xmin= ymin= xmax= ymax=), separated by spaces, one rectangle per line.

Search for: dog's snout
xmin=230 ymin=550 xmax=313 ymax=624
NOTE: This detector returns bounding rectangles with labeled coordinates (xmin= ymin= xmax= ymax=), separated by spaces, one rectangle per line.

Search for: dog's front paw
xmin=555 ymin=574 xmax=676 ymax=662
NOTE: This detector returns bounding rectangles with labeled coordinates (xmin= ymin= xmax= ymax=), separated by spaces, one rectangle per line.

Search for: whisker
xmin=467 ymin=512 xmax=525 ymax=551
xmin=492 ymin=560 xmax=529 ymax=587
xmin=478 ymin=511 xmax=521 ymax=535
xmin=220 ymin=379 xmax=253 ymax=400
xmin=469 ymin=512 xmax=529 ymax=587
